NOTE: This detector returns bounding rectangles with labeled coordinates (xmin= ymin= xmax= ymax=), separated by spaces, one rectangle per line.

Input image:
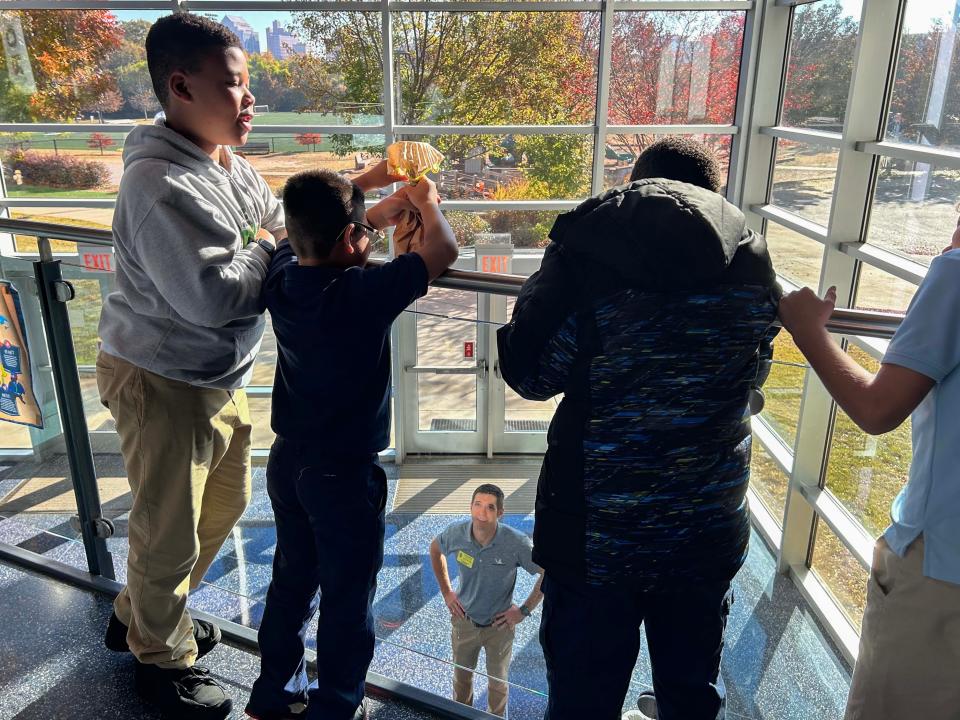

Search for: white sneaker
xmin=621 ymin=712 xmax=646 ymax=720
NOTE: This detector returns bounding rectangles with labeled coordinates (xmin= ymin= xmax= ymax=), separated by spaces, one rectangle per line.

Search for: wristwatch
xmin=248 ymin=238 xmax=275 ymax=257
xmin=519 ymin=604 xmax=531 ymax=618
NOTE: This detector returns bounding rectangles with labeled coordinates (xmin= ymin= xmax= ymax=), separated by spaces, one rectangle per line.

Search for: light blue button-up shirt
xmin=882 ymin=250 xmax=960 ymax=585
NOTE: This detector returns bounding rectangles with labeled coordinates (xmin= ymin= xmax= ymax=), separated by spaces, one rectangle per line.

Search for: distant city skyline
xmin=114 ymin=10 xmax=304 ymax=56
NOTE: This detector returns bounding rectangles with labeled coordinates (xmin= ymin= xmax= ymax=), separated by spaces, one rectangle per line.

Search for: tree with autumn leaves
xmin=0 ymin=10 xmax=122 ymax=122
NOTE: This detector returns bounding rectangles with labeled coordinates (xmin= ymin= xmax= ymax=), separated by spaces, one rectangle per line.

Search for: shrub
xmin=5 ymin=150 xmax=108 ymax=189
xmin=444 ymin=211 xmax=491 ymax=247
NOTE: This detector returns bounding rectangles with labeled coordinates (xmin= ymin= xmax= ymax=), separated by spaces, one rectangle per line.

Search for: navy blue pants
xmin=540 ymin=575 xmax=732 ymax=720
xmin=248 ymin=438 xmax=387 ymax=720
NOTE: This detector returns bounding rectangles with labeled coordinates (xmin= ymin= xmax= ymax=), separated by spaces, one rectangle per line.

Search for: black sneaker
xmin=244 ymin=700 xmax=307 ymax=720
xmin=105 ymin=612 xmax=221 ymax=658
xmin=134 ymin=662 xmax=233 ymax=719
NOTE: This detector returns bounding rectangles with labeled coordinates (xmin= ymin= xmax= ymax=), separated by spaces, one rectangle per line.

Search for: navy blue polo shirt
xmin=265 ymin=240 xmax=428 ymax=453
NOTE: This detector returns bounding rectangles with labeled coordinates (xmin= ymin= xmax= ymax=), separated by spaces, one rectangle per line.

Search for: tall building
xmin=221 ymin=14 xmax=260 ymax=55
xmin=265 ymin=20 xmax=306 ymax=60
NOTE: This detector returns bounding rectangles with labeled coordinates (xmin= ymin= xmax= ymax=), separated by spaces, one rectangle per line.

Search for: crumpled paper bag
xmin=386 ymin=141 xmax=444 ymax=255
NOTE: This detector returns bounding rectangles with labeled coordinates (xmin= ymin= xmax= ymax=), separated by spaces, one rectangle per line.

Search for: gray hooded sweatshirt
xmin=99 ymin=120 xmax=284 ymax=389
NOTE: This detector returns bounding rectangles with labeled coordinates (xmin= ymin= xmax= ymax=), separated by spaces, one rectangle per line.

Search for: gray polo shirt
xmin=437 ymin=520 xmax=541 ymax=626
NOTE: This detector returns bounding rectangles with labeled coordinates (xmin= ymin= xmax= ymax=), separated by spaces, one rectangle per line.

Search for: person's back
xmin=249 ymin=169 xmax=458 ymax=720
xmin=497 ymin=138 xmax=780 ymax=720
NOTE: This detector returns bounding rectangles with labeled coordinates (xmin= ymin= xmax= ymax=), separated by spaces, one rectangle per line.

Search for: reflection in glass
xmin=770 ymin=140 xmax=839 ymax=228
xmin=609 ymin=11 xmax=746 ymax=126
xmin=781 ymin=0 xmax=863 ymax=129
xmin=602 ymin=133 xmax=732 ymax=190
xmin=824 ymin=347 xmax=911 ymax=538
xmin=869 ymin=162 xmax=960 ymax=264
xmin=810 ymin=519 xmax=869 ymax=627
xmin=764 ymin=221 xmax=824 ymax=289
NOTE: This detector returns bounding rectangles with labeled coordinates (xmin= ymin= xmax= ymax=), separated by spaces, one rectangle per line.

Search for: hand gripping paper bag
xmin=386 ymin=141 xmax=444 ymax=255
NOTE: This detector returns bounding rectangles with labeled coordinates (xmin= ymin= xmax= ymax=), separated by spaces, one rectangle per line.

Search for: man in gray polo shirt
xmin=429 ymin=483 xmax=544 ymax=717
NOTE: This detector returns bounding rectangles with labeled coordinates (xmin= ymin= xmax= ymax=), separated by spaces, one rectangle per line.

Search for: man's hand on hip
xmin=444 ymin=590 xmax=466 ymax=619
xmin=492 ymin=605 xmax=524 ymax=629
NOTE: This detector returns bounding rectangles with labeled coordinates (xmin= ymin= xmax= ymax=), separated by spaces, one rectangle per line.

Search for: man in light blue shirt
xmin=779 ymin=228 xmax=960 ymax=720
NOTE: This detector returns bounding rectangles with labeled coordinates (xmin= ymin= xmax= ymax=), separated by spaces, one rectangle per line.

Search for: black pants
xmin=249 ymin=437 xmax=387 ymax=720
xmin=540 ymin=575 xmax=732 ymax=720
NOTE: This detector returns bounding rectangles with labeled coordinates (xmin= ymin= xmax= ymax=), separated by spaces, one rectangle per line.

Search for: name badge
xmin=457 ymin=550 xmax=475 ymax=569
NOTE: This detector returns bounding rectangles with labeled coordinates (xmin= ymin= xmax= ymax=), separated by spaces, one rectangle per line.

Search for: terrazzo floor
xmin=0 ymin=456 xmax=855 ymax=719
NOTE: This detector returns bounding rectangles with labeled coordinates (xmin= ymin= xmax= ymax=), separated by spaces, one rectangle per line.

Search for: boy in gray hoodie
xmin=95 ymin=14 xmax=397 ymax=719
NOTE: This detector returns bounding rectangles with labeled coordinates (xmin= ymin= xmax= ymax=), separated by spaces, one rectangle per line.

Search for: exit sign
xmin=78 ymin=245 xmax=114 ymax=273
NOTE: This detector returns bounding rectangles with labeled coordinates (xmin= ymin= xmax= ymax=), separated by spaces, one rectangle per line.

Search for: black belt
xmin=469 ymin=618 xmax=493 ymax=628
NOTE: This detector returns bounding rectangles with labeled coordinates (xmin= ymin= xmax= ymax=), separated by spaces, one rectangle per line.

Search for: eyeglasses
xmin=335 ymin=221 xmax=386 ymax=245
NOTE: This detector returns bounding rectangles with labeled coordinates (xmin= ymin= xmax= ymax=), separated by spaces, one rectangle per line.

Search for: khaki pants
xmin=451 ymin=616 xmax=515 ymax=717
xmin=845 ymin=536 xmax=960 ymax=720
xmin=97 ymin=352 xmax=252 ymax=668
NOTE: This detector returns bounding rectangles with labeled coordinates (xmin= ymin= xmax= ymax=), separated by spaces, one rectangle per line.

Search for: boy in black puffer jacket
xmin=497 ymin=138 xmax=780 ymax=720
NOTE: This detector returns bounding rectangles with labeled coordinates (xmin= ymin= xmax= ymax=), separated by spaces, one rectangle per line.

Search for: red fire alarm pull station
xmin=464 ymin=341 xmax=474 ymax=359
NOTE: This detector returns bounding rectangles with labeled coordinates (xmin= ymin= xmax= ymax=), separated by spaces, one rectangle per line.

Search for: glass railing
xmin=0 ymin=217 xmax=904 ymax=718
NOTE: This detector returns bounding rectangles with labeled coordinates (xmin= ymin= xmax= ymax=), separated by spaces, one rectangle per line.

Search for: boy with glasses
xmin=246 ymin=170 xmax=458 ymax=720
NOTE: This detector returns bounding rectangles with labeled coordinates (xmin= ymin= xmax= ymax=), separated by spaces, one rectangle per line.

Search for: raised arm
xmin=779 ymin=286 xmax=934 ymax=435
xmin=407 ymin=178 xmax=458 ymax=281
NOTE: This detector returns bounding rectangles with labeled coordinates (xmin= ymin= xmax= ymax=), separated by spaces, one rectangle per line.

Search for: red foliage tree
xmin=295 ymin=133 xmax=323 ymax=151
xmin=87 ymin=132 xmax=116 ymax=155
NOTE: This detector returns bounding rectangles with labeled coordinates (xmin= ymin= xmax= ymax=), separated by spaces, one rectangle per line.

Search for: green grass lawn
xmin=6 ymin=185 xmax=116 ymax=199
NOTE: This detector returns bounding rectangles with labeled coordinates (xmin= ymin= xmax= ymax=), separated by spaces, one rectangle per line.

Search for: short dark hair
xmin=629 ymin=136 xmax=723 ymax=193
xmin=145 ymin=13 xmax=242 ymax=108
xmin=282 ymin=170 xmax=366 ymax=259
xmin=472 ymin=484 xmax=504 ymax=513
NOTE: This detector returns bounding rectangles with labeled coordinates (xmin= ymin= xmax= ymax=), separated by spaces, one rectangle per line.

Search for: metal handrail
xmin=0 ymin=217 xmax=905 ymax=339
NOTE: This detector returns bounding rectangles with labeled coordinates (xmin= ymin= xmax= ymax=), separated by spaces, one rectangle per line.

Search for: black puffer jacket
xmin=497 ymin=179 xmax=781 ymax=589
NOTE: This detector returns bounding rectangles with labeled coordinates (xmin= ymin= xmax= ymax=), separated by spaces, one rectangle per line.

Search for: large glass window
xmin=854 ymin=263 xmax=919 ymax=313
xmin=810 ymin=519 xmax=869 ymax=627
xmin=780 ymin=0 xmax=863 ymax=129
xmin=824 ymin=347 xmax=912 ymax=539
xmin=760 ymin=333 xmax=807 ymax=451
xmin=603 ymin=132 xmax=732 ymax=190
xmin=750 ymin=441 xmax=789 ymax=525
xmin=769 ymin=139 xmax=839 ymax=227
xmin=609 ymin=11 xmax=746 ymax=126
xmin=869 ymin=161 xmax=959 ymax=264
xmin=887 ymin=1 xmax=960 ymax=150
xmin=764 ymin=221 xmax=825 ymax=289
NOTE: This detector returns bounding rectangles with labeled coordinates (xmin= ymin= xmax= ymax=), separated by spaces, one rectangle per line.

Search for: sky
xmin=114 ymin=10 xmax=298 ymax=52
xmin=115 ymin=1 xmax=960 ymax=45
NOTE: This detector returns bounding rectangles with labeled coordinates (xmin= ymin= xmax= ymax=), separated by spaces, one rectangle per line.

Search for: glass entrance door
xmin=397 ymin=243 xmax=548 ymax=457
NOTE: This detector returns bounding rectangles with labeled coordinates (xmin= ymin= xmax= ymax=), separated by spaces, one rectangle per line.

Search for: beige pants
xmin=97 ymin=351 xmax=252 ymax=668
xmin=845 ymin=536 xmax=960 ymax=720
xmin=451 ymin=616 xmax=515 ymax=717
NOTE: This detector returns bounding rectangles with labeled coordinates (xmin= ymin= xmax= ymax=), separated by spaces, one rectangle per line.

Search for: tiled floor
xmin=0 ymin=456 xmax=854 ymax=719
